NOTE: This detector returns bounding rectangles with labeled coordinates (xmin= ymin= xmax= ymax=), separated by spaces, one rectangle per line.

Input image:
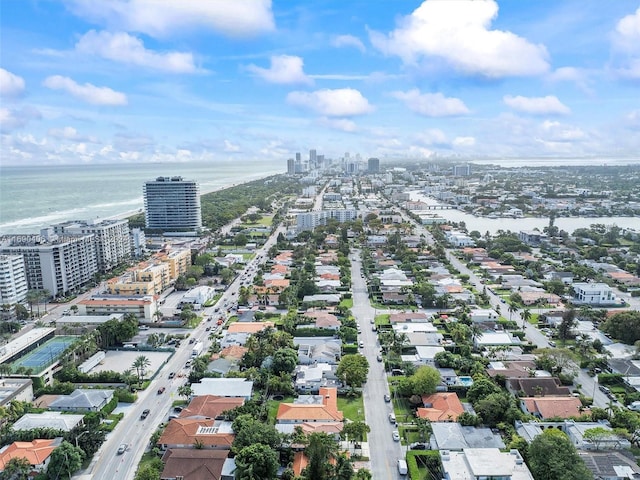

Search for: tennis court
xmin=12 ymin=336 xmax=77 ymax=373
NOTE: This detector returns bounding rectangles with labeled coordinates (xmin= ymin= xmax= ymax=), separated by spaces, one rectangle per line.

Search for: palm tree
xmin=521 ymin=308 xmax=532 ymax=329
xmin=177 ymin=384 xmax=193 ymax=400
xmin=508 ymin=302 xmax=517 ymax=322
xmin=131 ymin=355 xmax=151 ymax=386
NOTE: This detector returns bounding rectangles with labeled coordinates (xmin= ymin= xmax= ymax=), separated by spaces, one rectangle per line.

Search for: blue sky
xmin=1 ymin=0 xmax=640 ymax=166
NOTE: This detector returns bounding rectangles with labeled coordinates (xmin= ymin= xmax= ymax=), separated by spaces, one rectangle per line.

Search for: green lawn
xmin=337 ymin=395 xmax=365 ymax=422
xmin=266 ymin=395 xmax=294 ymax=424
xmin=340 ymin=298 xmax=353 ymax=308
xmin=375 ymin=313 xmax=390 ymax=326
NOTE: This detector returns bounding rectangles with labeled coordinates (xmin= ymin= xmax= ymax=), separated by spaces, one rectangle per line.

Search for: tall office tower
xmin=317 ymin=154 xmax=325 ymax=169
xmin=309 ymin=149 xmax=317 ymax=169
xmin=368 ymin=157 xmax=380 ymax=173
xmin=0 ymin=230 xmax=98 ymax=297
xmin=287 ymin=158 xmax=295 ymax=174
xmin=0 ymin=254 xmax=28 ymax=304
xmin=295 ymin=152 xmax=301 ymax=163
xmin=143 ymin=176 xmax=202 ymax=231
xmin=52 ymin=219 xmax=131 ymax=272
xmin=453 ymin=164 xmax=471 ymax=177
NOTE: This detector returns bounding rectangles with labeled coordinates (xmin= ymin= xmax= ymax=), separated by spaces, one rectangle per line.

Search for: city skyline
xmin=2 ymin=0 xmax=640 ymax=166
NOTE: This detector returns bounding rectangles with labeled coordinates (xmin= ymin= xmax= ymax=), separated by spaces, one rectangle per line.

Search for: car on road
xmin=384 ymin=394 xmax=391 ymax=402
xmin=168 ymin=372 xmax=175 ymax=379
xmin=548 ymin=341 xmax=556 ymax=347
xmin=157 ymin=387 xmax=166 ymax=394
xmin=388 ymin=412 xmax=396 ymax=423
xmin=377 ymin=354 xmax=383 ymax=362
xmin=358 ymin=341 xmax=364 ymax=348
xmin=140 ymin=409 xmax=150 ymax=420
xmin=117 ymin=443 xmax=127 ymax=455
xmin=599 ymin=385 xmax=611 ymax=394
xmin=392 ymin=430 xmax=400 ymax=441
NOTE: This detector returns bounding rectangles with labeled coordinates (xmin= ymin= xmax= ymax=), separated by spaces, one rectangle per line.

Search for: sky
xmin=1 ymin=0 xmax=640 ymax=166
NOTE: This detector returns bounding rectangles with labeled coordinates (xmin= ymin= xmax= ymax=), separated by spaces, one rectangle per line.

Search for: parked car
xmin=384 ymin=394 xmax=391 ymax=402
xmin=173 ymin=406 xmax=183 ymax=413
xmin=392 ymin=430 xmax=400 ymax=441
xmin=628 ymin=401 xmax=640 ymax=412
xmin=388 ymin=413 xmax=396 ymax=423
xmin=358 ymin=341 xmax=364 ymax=348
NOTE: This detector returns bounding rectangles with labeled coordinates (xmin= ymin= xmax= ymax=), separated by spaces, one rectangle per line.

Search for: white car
xmin=392 ymin=430 xmax=400 ymax=441
xmin=628 ymin=401 xmax=640 ymax=412
xmin=117 ymin=444 xmax=127 ymax=455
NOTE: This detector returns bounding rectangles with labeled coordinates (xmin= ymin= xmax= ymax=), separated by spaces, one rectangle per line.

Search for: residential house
xmin=179 ymin=395 xmax=245 ymax=420
xmin=579 ymin=451 xmax=640 ymax=479
xmin=440 ymin=449 xmax=533 ymax=480
xmin=572 ymin=283 xmax=618 ymax=305
xmin=300 ymin=311 xmax=341 ymax=330
xmin=160 ymin=449 xmax=232 ymax=480
xmin=190 ymin=379 xmax=253 ymax=401
xmin=0 ymin=439 xmax=60 ymax=476
xmin=487 ymin=361 xmax=541 ymax=379
xmin=516 ymin=420 xmax=630 ymax=451
xmin=430 ymin=423 xmax=505 ymax=451
xmin=520 ymin=396 xmax=585 ymax=419
xmin=48 ymin=389 xmax=113 ymax=412
xmin=12 ymin=412 xmax=84 ymax=432
xmin=275 ymin=387 xmax=343 ymax=437
xmin=0 ymin=378 xmax=33 ymax=406
xmin=402 ymin=346 xmax=445 ymax=366
xmin=417 ymin=393 xmax=464 ymax=422
xmin=226 ymin=322 xmax=274 ymax=334
xmin=294 ymin=363 xmax=341 ymax=393
xmin=389 ymin=312 xmax=430 ymax=324
xmin=294 ymin=337 xmax=341 ymax=365
xmin=469 ymin=308 xmax=499 ymax=323
xmin=506 ymin=377 xmax=571 ymax=397
xmin=474 ymin=331 xmax=521 ymax=349
xmin=157 ymin=418 xmax=235 ymax=450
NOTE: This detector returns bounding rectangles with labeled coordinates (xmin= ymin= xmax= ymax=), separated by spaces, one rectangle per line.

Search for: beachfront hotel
xmin=143 ymin=176 xmax=202 ymax=231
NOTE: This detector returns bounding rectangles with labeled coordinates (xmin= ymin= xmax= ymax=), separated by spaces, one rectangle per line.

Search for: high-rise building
xmin=0 ymin=254 xmax=28 ymax=304
xmin=309 ymin=149 xmax=317 ymax=169
xmin=0 ymin=230 xmax=98 ymax=297
xmin=143 ymin=176 xmax=202 ymax=231
xmin=453 ymin=164 xmax=471 ymax=177
xmin=368 ymin=157 xmax=380 ymax=173
xmin=287 ymin=158 xmax=295 ymax=174
xmin=52 ymin=219 xmax=131 ymax=272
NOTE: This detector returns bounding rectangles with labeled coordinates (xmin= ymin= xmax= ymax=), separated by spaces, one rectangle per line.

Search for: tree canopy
xmin=527 ymin=429 xmax=593 ymax=480
xmin=337 ymin=354 xmax=369 ymax=388
xmin=602 ymin=311 xmax=640 ymax=344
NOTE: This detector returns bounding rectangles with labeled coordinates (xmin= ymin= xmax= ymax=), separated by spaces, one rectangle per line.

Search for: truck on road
xmin=191 ymin=341 xmax=203 ymax=357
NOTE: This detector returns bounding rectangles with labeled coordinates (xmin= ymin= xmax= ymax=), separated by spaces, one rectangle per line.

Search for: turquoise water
xmin=0 ymin=161 xmax=283 ymax=234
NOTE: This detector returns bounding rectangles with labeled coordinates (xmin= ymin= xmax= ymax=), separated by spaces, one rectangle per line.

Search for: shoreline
xmin=105 ymin=172 xmax=277 ymax=223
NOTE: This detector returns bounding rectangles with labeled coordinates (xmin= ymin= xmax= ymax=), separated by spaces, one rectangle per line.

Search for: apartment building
xmin=0 ymin=230 xmax=98 ymax=297
xmin=52 ymin=219 xmax=131 ymax=271
xmin=143 ymin=176 xmax=202 ymax=231
xmin=296 ymin=209 xmax=358 ymax=232
xmin=0 ymin=254 xmax=28 ymax=304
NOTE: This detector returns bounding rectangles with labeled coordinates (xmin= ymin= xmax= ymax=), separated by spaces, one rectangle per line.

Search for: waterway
xmin=410 ymin=192 xmax=640 ymax=235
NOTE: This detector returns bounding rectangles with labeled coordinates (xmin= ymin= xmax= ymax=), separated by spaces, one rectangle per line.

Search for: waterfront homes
xmin=571 ymin=282 xmax=618 ymax=305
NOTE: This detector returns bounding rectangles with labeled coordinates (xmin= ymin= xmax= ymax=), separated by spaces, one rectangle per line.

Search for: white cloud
xmin=541 ymin=120 xmax=585 ymax=141
xmin=416 ymin=128 xmax=448 ymax=146
xmin=547 ymin=67 xmax=593 ymax=94
xmin=318 ymin=117 xmax=358 ymax=132
xmin=392 ymin=89 xmax=469 ymax=117
xmin=43 ymin=75 xmax=127 ymax=106
xmin=0 ymin=106 xmax=41 ymax=132
xmin=332 ymin=34 xmax=366 ymax=52
xmin=48 ymin=126 xmax=99 ymax=143
xmin=0 ymin=68 xmax=26 ymax=98
xmin=287 ymin=88 xmax=373 ymax=117
xmin=612 ymin=7 xmax=640 ymax=79
xmin=65 ymin=0 xmax=275 ymax=38
xmin=369 ymin=0 xmax=549 ymax=78
xmin=223 ymin=140 xmax=241 ymax=152
xmin=246 ymin=55 xmax=312 ymax=85
xmin=503 ymin=95 xmax=570 ymax=115
xmin=76 ymin=30 xmax=198 ymax=73
xmin=453 ymin=136 xmax=476 ymax=147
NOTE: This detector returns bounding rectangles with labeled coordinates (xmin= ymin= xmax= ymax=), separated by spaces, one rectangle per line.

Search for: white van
xmin=397 ymin=459 xmax=408 ymax=475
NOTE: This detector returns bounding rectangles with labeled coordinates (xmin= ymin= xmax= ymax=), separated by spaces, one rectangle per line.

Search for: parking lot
xmin=89 ymin=350 xmax=172 ymax=376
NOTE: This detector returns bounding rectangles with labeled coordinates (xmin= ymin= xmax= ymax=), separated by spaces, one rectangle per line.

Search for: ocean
xmin=0 ymin=161 xmax=283 ymax=234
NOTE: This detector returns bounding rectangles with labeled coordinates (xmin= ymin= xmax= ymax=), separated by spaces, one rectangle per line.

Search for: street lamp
xmin=74 ymin=430 xmax=89 ymax=449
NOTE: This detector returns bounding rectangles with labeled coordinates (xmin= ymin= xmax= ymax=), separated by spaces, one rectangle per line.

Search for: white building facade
xmin=572 ymin=283 xmax=617 ymax=305
xmin=0 ymin=254 xmax=28 ymax=304
xmin=144 ymin=176 xmax=202 ymax=231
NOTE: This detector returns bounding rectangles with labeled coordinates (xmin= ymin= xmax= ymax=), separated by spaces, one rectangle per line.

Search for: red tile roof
xmin=417 ymin=393 xmax=464 ymax=422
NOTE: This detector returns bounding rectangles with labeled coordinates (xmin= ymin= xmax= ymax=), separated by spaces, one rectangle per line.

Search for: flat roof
xmin=0 ymin=328 xmax=55 ymax=364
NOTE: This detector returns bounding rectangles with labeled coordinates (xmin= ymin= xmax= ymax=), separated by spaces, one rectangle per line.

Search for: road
xmin=350 ymin=250 xmax=404 ymax=479
xmin=76 ymin=223 xmax=285 ymax=480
